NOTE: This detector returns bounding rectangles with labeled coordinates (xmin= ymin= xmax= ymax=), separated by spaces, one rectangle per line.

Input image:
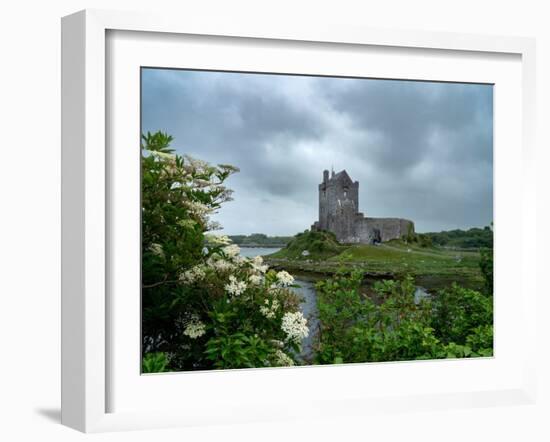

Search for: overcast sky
xmin=142 ymin=68 xmax=493 ymax=235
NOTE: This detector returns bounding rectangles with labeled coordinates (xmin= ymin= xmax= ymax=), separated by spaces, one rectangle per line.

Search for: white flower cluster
xmin=206 ymin=234 xmax=232 ymax=245
xmin=232 ymin=255 xmax=246 ymax=265
xmin=193 ymin=178 xmax=213 ymax=188
xmin=149 ymin=150 xmax=178 ymax=176
xmin=281 ymin=311 xmax=309 ymax=344
xmin=177 ymin=218 xmax=197 ymax=229
xmin=207 ymin=256 xmax=235 ymax=272
xmin=216 ymin=188 xmax=235 ymax=203
xmin=185 ymin=200 xmax=212 ymax=217
xmin=148 ymin=150 xmax=176 ymax=161
xmin=183 ymin=316 xmax=206 ymax=339
xmin=249 ymin=274 xmax=264 ymax=285
xmin=259 ymin=298 xmax=280 ymax=319
xmin=276 ymin=270 xmax=295 ymax=287
xmin=184 ymin=155 xmax=209 ymax=171
xmin=270 ymin=339 xmax=284 ymax=349
xmin=217 ymin=163 xmax=240 ymax=174
xmin=222 ymin=244 xmax=240 ymax=258
xmin=148 ymin=243 xmax=164 ymax=258
xmin=179 ymin=265 xmax=206 ymax=284
xmin=251 ymin=255 xmax=269 ymax=274
xmin=225 ymin=275 xmax=247 ymax=296
xmin=273 ymin=349 xmax=294 ymax=367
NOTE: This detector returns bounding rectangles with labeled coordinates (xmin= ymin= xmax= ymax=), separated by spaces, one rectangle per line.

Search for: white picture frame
xmin=61 ymin=9 xmax=537 ymax=433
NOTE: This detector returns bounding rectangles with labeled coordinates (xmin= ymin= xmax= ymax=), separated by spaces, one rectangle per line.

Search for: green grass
xmin=265 ymin=233 xmax=485 ymax=291
xmin=334 ymin=244 xmax=481 ymax=285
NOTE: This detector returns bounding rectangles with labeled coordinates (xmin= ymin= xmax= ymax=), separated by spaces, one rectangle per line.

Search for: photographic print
xmin=140 ymin=68 xmax=493 ymax=373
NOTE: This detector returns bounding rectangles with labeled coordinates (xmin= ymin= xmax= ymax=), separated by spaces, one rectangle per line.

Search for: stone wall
xmin=363 ymin=217 xmax=414 ymax=243
xmin=332 ymin=216 xmax=414 ymax=244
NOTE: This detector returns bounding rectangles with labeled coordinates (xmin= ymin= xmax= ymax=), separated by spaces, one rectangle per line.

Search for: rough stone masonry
xmin=311 ymin=169 xmax=414 ymax=244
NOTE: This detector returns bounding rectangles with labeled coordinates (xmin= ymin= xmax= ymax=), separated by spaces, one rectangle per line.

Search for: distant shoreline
xmin=235 ymin=244 xmax=286 ymax=248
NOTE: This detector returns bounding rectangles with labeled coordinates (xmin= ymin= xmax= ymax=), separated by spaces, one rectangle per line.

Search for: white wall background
xmin=0 ymin=1 xmax=548 ymax=441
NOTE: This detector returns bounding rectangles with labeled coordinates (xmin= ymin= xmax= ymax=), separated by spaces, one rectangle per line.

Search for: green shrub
xmin=417 ymin=234 xmax=433 ymax=248
xmin=425 ymin=226 xmax=493 ymax=249
xmin=315 ymin=270 xmax=493 ymax=364
xmin=465 ymin=325 xmax=494 ymax=356
xmin=316 ymin=272 xmax=441 ymax=364
xmin=429 ymin=284 xmax=493 ymax=345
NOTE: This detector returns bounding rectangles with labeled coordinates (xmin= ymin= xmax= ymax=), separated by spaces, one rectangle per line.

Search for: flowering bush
xmin=141 ymin=131 xmax=308 ymax=371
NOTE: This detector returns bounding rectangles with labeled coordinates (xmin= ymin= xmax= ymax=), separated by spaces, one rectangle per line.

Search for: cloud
xmin=142 ymin=68 xmax=493 ymax=234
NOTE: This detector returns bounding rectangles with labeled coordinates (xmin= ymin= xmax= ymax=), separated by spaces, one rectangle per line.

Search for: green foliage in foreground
xmin=315 ymin=269 xmax=493 ymax=364
xmin=142 ymin=352 xmax=168 ymax=373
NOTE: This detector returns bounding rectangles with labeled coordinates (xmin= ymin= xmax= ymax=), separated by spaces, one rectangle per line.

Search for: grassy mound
xmin=331 ymin=242 xmax=479 ymax=271
xmin=268 ymin=230 xmax=345 ymax=260
xmin=268 ymin=237 xmax=485 ymax=291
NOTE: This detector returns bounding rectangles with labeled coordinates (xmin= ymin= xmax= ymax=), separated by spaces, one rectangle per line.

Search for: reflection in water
xmin=238 ymin=246 xmax=281 ymax=258
xmin=291 ymin=278 xmax=319 ymax=363
xmin=415 ymin=286 xmax=430 ymax=303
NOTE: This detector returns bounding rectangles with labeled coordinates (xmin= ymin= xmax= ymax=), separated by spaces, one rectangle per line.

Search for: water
xmin=238 ymin=246 xmax=281 ymax=258
xmin=414 ymin=286 xmax=430 ymax=303
xmin=292 ymin=277 xmax=320 ymax=363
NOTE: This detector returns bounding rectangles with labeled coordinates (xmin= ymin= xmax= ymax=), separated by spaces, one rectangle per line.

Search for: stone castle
xmin=311 ymin=169 xmax=414 ymax=244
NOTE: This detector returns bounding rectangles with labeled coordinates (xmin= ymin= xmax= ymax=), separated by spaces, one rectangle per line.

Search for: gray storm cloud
xmin=142 ymin=68 xmax=493 ymax=235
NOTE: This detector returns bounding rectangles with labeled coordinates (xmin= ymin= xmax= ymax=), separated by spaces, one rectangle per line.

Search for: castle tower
xmin=316 ymin=169 xmax=359 ymax=235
